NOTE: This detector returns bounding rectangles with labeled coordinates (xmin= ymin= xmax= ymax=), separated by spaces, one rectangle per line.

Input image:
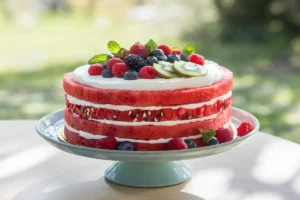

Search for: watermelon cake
xmin=63 ymin=39 xmax=245 ymax=151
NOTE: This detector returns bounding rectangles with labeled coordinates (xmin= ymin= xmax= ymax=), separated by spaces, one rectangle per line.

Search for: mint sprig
xmin=199 ymin=129 xmax=216 ymax=143
xmin=182 ymin=44 xmax=195 ymax=56
xmin=108 ymin=40 xmax=121 ymax=54
xmin=145 ymin=39 xmax=157 ymax=54
xmin=88 ymin=54 xmax=112 ymax=64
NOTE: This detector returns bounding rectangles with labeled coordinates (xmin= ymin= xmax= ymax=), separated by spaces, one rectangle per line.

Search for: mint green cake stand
xmin=36 ymin=107 xmax=259 ymax=188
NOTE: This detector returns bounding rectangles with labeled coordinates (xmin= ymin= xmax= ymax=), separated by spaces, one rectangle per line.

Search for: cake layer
xmin=63 ymin=67 xmax=232 ymax=106
xmin=64 ymin=107 xmax=231 ymax=140
xmin=64 ymin=127 xmax=206 ymax=151
xmin=66 ymin=95 xmax=231 ymax=123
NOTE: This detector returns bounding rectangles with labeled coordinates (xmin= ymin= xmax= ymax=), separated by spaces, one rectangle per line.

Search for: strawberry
xmin=168 ymin=138 xmax=188 ymax=150
xmin=129 ymin=43 xmax=148 ymax=58
xmin=189 ymin=54 xmax=205 ymax=65
xmin=139 ymin=66 xmax=157 ymax=79
xmin=215 ymin=128 xmax=234 ymax=143
xmin=157 ymin=44 xmax=172 ymax=56
xmin=88 ymin=64 xmax=104 ymax=76
xmin=96 ymin=136 xmax=118 ymax=150
xmin=237 ymin=122 xmax=254 ymax=136
xmin=112 ymin=63 xmax=130 ymax=78
xmin=106 ymin=58 xmax=124 ymax=70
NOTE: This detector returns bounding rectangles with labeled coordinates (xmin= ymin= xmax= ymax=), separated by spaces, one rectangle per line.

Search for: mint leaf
xmin=88 ymin=54 xmax=111 ymax=64
xmin=171 ymin=46 xmax=180 ymax=50
xmin=199 ymin=129 xmax=216 ymax=143
xmin=108 ymin=40 xmax=121 ymax=54
xmin=145 ymin=39 xmax=157 ymax=54
xmin=112 ymin=48 xmax=130 ymax=58
xmin=182 ymin=44 xmax=195 ymax=56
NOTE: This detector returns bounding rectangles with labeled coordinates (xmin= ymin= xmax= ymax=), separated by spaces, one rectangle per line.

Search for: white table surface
xmin=1 ymin=120 xmax=300 ymax=200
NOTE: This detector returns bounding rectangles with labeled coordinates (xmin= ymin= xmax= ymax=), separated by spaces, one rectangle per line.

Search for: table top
xmin=1 ymin=120 xmax=300 ymax=200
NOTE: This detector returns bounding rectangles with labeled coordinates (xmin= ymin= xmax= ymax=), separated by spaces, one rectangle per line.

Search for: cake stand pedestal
xmin=36 ymin=107 xmax=259 ymax=188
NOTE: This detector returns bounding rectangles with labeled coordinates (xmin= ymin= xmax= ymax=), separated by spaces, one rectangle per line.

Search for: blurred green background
xmin=1 ymin=0 xmax=300 ymax=143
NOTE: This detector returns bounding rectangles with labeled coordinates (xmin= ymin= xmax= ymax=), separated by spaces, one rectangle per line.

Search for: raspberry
xmin=168 ymin=138 xmax=188 ymax=150
xmin=237 ymin=122 xmax=254 ymax=136
xmin=130 ymin=44 xmax=148 ymax=58
xmin=112 ymin=63 xmax=130 ymax=78
xmin=157 ymin=44 xmax=172 ymax=56
xmin=88 ymin=64 xmax=104 ymax=76
xmin=96 ymin=136 xmax=118 ymax=150
xmin=106 ymin=58 xmax=124 ymax=70
xmin=139 ymin=66 xmax=157 ymax=79
xmin=172 ymin=50 xmax=182 ymax=55
xmin=215 ymin=128 xmax=234 ymax=143
xmin=189 ymin=54 xmax=205 ymax=65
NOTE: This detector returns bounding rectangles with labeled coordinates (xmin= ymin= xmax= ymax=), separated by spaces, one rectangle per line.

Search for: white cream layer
xmin=73 ymin=112 xmax=220 ymax=126
xmin=67 ymin=91 xmax=231 ymax=111
xmin=65 ymin=121 xmax=235 ymax=144
xmin=73 ymin=60 xmax=224 ymax=91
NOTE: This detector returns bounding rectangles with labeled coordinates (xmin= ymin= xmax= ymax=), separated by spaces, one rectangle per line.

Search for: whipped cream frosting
xmin=65 ymin=121 xmax=235 ymax=144
xmin=73 ymin=60 xmax=224 ymax=91
xmin=67 ymin=91 xmax=231 ymax=111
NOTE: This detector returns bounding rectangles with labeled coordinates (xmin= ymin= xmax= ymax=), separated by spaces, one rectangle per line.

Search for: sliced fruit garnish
xmin=173 ymin=61 xmax=208 ymax=77
xmin=153 ymin=61 xmax=181 ymax=78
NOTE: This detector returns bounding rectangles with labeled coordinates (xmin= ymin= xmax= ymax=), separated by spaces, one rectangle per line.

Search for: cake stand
xmin=36 ymin=107 xmax=259 ymax=188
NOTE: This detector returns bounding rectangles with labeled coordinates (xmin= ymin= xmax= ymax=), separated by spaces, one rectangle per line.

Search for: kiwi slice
xmin=173 ymin=61 xmax=208 ymax=77
xmin=153 ymin=61 xmax=181 ymax=78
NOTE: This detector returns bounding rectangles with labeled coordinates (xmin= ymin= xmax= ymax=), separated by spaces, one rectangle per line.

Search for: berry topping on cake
xmin=207 ymin=137 xmax=219 ymax=146
xmin=101 ymin=69 xmax=114 ymax=78
xmin=157 ymin=44 xmax=172 ymax=56
xmin=184 ymin=139 xmax=197 ymax=149
xmin=146 ymin=56 xmax=158 ymax=66
xmin=118 ymin=141 xmax=134 ymax=151
xmin=180 ymin=54 xmax=189 ymax=62
xmin=124 ymin=70 xmax=139 ymax=80
xmin=125 ymin=54 xmax=146 ymax=72
xmin=152 ymin=49 xmax=165 ymax=57
xmin=106 ymin=58 xmax=124 ymax=70
xmin=237 ymin=122 xmax=254 ymax=136
xmin=112 ymin=63 xmax=130 ymax=78
xmin=200 ymin=129 xmax=217 ymax=145
xmin=130 ymin=43 xmax=148 ymax=58
xmin=167 ymin=54 xmax=180 ymax=63
xmin=189 ymin=54 xmax=205 ymax=65
xmin=172 ymin=49 xmax=182 ymax=55
xmin=173 ymin=61 xmax=208 ymax=77
xmin=88 ymin=64 xmax=104 ymax=76
xmin=153 ymin=61 xmax=181 ymax=78
xmin=156 ymin=55 xmax=167 ymax=61
xmin=96 ymin=136 xmax=118 ymax=150
xmin=215 ymin=128 xmax=234 ymax=143
xmin=168 ymin=138 xmax=188 ymax=150
xmin=139 ymin=66 xmax=157 ymax=79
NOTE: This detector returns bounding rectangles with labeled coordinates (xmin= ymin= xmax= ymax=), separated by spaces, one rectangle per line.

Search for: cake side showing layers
xmin=63 ymin=67 xmax=232 ymax=106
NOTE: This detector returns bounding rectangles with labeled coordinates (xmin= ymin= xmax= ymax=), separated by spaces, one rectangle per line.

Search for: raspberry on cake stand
xmin=36 ymin=107 xmax=259 ymax=188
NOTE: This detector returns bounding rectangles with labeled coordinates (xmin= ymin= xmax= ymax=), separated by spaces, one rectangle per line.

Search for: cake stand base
xmin=105 ymin=161 xmax=191 ymax=188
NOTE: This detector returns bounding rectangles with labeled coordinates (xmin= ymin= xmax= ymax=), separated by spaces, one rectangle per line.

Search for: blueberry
xmin=184 ymin=139 xmax=197 ymax=149
xmin=102 ymin=62 xmax=107 ymax=69
xmin=118 ymin=141 xmax=134 ymax=151
xmin=102 ymin=69 xmax=114 ymax=78
xmin=207 ymin=137 xmax=219 ymax=146
xmin=167 ymin=54 xmax=180 ymax=63
xmin=152 ymin=49 xmax=164 ymax=57
xmin=146 ymin=56 xmax=158 ymax=66
xmin=156 ymin=55 xmax=167 ymax=61
xmin=124 ymin=70 xmax=139 ymax=80
xmin=107 ymin=55 xmax=113 ymax=60
xmin=180 ymin=54 xmax=189 ymax=62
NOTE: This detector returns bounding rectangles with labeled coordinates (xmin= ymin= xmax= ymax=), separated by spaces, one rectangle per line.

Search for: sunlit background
xmin=1 ymin=0 xmax=300 ymax=143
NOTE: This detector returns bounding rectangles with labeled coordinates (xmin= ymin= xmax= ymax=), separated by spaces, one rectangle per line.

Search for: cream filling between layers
xmin=73 ymin=60 xmax=224 ymax=91
xmin=67 ymin=91 xmax=232 ymax=111
xmin=65 ymin=121 xmax=235 ymax=144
